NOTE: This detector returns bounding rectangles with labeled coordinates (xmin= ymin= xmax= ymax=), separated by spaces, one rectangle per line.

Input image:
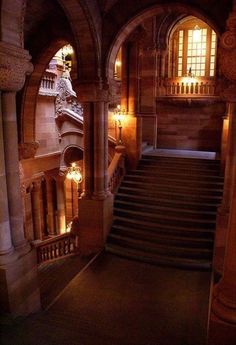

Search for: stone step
xmin=113 ymin=215 xmax=214 ymax=239
xmin=129 ymin=169 xmax=224 ymax=182
xmin=139 ymin=159 xmax=221 ymax=172
xmin=113 ymin=216 xmax=215 ymax=239
xmin=137 ymin=160 xmax=220 ymax=176
xmin=115 ymin=193 xmax=218 ymax=212
xmin=106 ymin=243 xmax=212 ymax=270
xmin=122 ymin=180 xmax=223 ymax=197
xmin=111 ymin=224 xmax=213 ymax=249
xmin=107 ymin=234 xmax=212 ymax=260
xmin=113 ymin=208 xmax=216 ymax=229
xmin=114 ymin=199 xmax=216 ymax=220
xmin=141 ymin=154 xmax=220 ymax=166
xmin=124 ymin=174 xmax=224 ymax=189
xmin=118 ymin=186 xmax=222 ymax=204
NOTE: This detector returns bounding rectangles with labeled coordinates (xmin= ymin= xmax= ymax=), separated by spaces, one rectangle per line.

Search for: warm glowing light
xmin=66 ymin=163 xmax=82 ymax=184
xmin=114 ymin=105 xmax=126 ymax=145
xmin=181 ymin=76 xmax=197 ymax=84
xmin=193 ymin=25 xmax=201 ymax=42
xmin=115 ymin=60 xmax=121 ymax=67
xmin=114 ymin=105 xmax=125 ymax=123
xmin=62 ymin=44 xmax=73 ymax=56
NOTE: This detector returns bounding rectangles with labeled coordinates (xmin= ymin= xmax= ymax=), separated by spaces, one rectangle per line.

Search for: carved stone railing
xmin=108 ymin=149 xmax=125 ymax=193
xmin=160 ymin=77 xmax=216 ymax=97
xmin=34 ymin=233 xmax=76 ymax=265
xmin=39 ymin=70 xmax=57 ymax=96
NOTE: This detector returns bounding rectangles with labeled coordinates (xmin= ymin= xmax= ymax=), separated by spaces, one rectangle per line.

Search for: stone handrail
xmin=159 ymin=77 xmax=216 ymax=97
xmin=34 ymin=233 xmax=76 ymax=265
xmin=108 ymin=149 xmax=125 ymax=193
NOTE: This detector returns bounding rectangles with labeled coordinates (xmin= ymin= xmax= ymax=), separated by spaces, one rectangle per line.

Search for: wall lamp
xmin=114 ymin=105 xmax=126 ymax=145
xmin=66 ymin=162 xmax=82 ymax=184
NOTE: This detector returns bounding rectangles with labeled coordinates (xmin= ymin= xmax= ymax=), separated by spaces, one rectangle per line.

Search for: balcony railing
xmin=39 ymin=70 xmax=57 ymax=96
xmin=159 ymin=77 xmax=216 ymax=97
xmin=34 ymin=233 xmax=76 ymax=265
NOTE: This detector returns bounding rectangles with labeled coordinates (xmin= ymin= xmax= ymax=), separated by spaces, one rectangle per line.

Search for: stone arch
xmin=57 ymin=0 xmax=101 ymax=81
xmin=61 ymin=144 xmax=83 ymax=168
xmin=105 ymin=3 xmax=221 ymax=80
xmin=21 ymin=38 xmax=73 ymax=144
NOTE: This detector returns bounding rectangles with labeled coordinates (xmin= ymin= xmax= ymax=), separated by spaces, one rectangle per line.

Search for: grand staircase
xmin=106 ymin=154 xmax=224 ymax=270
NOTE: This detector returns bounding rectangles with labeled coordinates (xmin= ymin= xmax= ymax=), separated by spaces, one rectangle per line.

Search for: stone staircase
xmin=106 ymin=154 xmax=224 ymax=270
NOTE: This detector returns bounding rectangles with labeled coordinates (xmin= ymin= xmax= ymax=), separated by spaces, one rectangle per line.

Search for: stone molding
xmin=0 ymin=42 xmax=33 ymax=91
xmin=18 ymin=141 xmax=39 ymax=159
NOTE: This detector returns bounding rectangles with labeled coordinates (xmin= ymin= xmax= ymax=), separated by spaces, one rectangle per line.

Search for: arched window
xmin=170 ymin=17 xmax=217 ymax=78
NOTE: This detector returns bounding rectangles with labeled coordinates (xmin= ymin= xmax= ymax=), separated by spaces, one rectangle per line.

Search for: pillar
xmin=214 ymin=104 xmax=236 ymax=276
xmin=208 ymin=2 xmax=236 ymax=340
xmin=45 ymin=177 xmax=56 ymax=236
xmin=74 ymin=81 xmax=114 ymax=255
xmin=0 ymin=42 xmax=40 ymax=316
xmin=0 ymin=92 xmax=17 ymax=265
xmin=2 ymin=91 xmax=31 ymax=254
xmin=31 ymin=180 xmax=43 ymax=241
xmin=121 ymin=38 xmax=142 ymax=169
xmin=55 ymin=174 xmax=66 ymax=234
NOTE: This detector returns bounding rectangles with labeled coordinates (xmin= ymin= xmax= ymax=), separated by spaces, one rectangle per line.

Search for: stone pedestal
xmin=77 ymin=194 xmax=114 ymax=255
xmin=0 ymin=249 xmax=41 ymax=316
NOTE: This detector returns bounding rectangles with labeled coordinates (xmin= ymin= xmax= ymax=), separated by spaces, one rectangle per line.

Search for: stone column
xmin=0 ymin=91 xmax=17 ymax=265
xmin=55 ymin=174 xmax=66 ymax=234
xmin=211 ymin=101 xmax=236 ymax=314
xmin=214 ymin=103 xmax=236 ymax=275
xmin=93 ymin=101 xmax=106 ymax=199
xmin=31 ymin=180 xmax=43 ymax=241
xmin=220 ymin=105 xmax=230 ymax=173
xmin=208 ymin=3 xmax=236 ymax=342
xmin=121 ymin=38 xmax=142 ymax=169
xmin=2 ymin=91 xmax=31 ymax=253
xmin=0 ymin=42 xmax=40 ymax=316
xmin=45 ymin=177 xmax=56 ymax=235
xmin=74 ymin=82 xmax=114 ymax=255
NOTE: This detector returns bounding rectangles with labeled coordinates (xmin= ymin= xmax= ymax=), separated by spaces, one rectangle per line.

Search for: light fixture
xmin=66 ymin=163 xmax=82 ymax=184
xmin=61 ymin=44 xmax=73 ymax=60
xmin=114 ymin=105 xmax=125 ymax=145
xmin=193 ymin=25 xmax=201 ymax=42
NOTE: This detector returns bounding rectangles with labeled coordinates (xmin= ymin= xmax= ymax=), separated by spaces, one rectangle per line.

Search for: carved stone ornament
xmin=0 ymin=41 xmax=33 ymax=91
xmin=219 ymin=3 xmax=236 ymax=81
xmin=18 ymin=141 xmax=39 ymax=159
xmin=55 ymin=76 xmax=83 ymax=118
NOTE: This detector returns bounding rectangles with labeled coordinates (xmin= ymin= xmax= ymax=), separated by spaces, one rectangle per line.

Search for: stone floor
xmin=0 ymin=252 xmax=211 ymax=345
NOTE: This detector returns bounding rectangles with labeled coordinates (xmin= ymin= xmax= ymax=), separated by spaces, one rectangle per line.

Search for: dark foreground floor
xmin=0 ymin=252 xmax=211 ymax=345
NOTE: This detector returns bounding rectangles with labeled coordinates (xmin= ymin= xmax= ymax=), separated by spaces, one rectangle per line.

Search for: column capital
xmin=32 ymin=179 xmax=42 ymax=192
xmin=0 ymin=42 xmax=33 ymax=91
xmin=74 ymin=80 xmax=110 ymax=103
xmin=18 ymin=141 xmax=39 ymax=159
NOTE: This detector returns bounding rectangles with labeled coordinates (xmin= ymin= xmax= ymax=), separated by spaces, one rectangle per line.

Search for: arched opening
xmin=105 ymin=5 xmax=225 ymax=161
